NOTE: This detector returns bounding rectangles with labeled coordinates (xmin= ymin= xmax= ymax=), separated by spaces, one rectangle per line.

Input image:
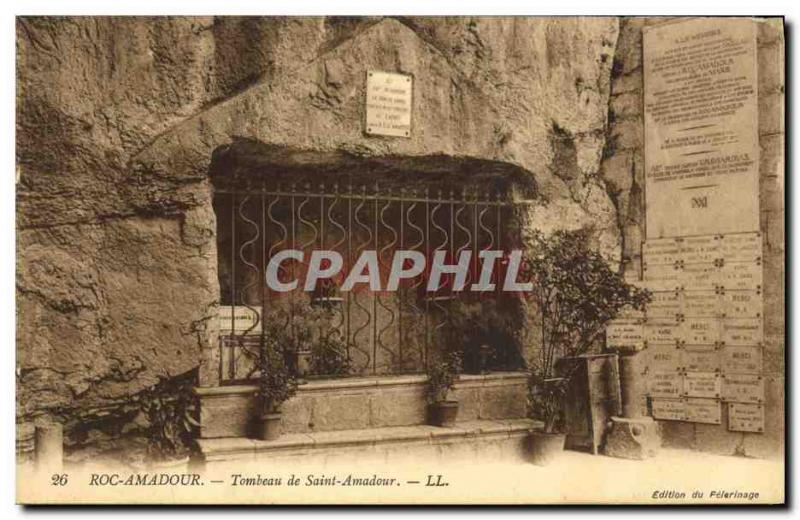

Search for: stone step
xmin=197 ymin=418 xmax=540 ymax=469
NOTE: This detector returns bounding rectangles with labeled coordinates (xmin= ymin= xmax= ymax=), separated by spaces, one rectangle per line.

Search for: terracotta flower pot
xmin=255 ymin=412 xmax=282 ymax=441
xmin=429 ymin=400 xmax=459 ymax=427
xmin=529 ymin=430 xmax=566 ymax=466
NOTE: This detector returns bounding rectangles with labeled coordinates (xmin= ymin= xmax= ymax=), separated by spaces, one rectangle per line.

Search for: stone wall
xmin=601 ymin=17 xmax=784 ymax=459
xmin=197 ymin=372 xmax=528 ymax=438
xmin=17 ymin=16 xmax=623 ymax=456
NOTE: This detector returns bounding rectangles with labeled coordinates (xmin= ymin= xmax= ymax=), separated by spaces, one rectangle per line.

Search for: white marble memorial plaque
xmin=683 ymin=371 xmax=721 ymax=398
xmin=717 ymin=261 xmax=763 ymax=291
xmin=648 ymin=372 xmax=683 ymax=398
xmin=647 ymin=344 xmax=681 ymax=372
xmin=719 ymin=232 xmax=762 ymax=263
xmin=645 ymin=318 xmax=681 ymax=345
xmin=680 ymin=263 xmax=717 ymax=291
xmin=646 ymin=290 xmax=682 ymax=319
xmin=681 ymin=318 xmax=720 ymax=346
xmin=720 ymin=290 xmax=762 ymax=319
xmin=652 ymin=398 xmax=686 ymax=421
xmin=721 ymin=345 xmax=762 ymax=374
xmin=365 ymin=71 xmax=412 ymax=137
xmin=643 ymin=237 xmax=681 ymax=266
xmin=681 ymin=347 xmax=720 ymax=373
xmin=680 ymin=235 xmax=720 ymax=264
xmin=684 ymin=398 xmax=722 ymax=424
xmin=643 ymin=263 xmax=682 ymax=287
xmin=682 ymin=290 xmax=720 ymax=318
xmin=606 ymin=319 xmax=645 ymax=350
xmin=721 ymin=318 xmax=763 ymax=346
xmin=644 ymin=19 xmax=759 ymax=238
xmin=722 ymin=373 xmax=764 ymax=403
xmin=728 ymin=403 xmax=765 ymax=432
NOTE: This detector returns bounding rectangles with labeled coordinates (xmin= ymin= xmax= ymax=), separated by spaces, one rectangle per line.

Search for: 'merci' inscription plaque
xmin=647 ymin=344 xmax=681 ymax=372
xmin=644 ymin=18 xmax=759 ymax=238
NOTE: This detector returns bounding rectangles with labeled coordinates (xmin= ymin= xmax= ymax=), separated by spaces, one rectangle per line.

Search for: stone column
xmin=35 ymin=423 xmax=63 ymax=474
xmin=603 ymin=350 xmax=660 ymax=460
xmin=619 ymin=351 xmax=645 ymax=418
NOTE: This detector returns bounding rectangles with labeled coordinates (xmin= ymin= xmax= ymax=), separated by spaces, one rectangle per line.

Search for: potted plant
xmin=425 ymin=348 xmax=463 ymax=427
xmin=255 ymin=320 xmax=298 ymax=441
xmin=524 ymin=228 xmax=649 ymax=465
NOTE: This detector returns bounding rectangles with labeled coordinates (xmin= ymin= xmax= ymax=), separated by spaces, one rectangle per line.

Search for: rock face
xmin=17 ymin=17 xmax=622 ymax=454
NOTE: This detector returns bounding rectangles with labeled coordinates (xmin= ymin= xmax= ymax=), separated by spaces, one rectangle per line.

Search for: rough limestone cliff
xmin=16 ymin=16 xmax=622 ymax=457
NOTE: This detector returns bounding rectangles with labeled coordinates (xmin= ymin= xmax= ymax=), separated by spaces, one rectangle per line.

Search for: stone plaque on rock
xmin=728 ymin=403 xmax=765 ymax=432
xmin=648 ymin=372 xmax=683 ymax=398
xmin=644 ymin=18 xmax=759 ymax=238
xmin=365 ymin=71 xmax=413 ymax=137
xmin=721 ymin=345 xmax=762 ymax=374
xmin=683 ymin=371 xmax=721 ymax=398
xmin=684 ymin=398 xmax=722 ymax=424
xmin=652 ymin=398 xmax=686 ymax=421
xmin=722 ymin=373 xmax=764 ymax=403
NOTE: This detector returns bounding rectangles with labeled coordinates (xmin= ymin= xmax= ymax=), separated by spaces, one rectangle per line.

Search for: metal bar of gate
xmin=218 ymin=185 xmax=520 ymax=383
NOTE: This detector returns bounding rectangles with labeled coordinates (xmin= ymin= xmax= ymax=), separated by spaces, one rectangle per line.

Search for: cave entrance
xmin=210 ymin=140 xmax=535 ymax=384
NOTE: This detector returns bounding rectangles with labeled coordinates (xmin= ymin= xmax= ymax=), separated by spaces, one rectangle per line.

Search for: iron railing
xmin=214 ymin=182 xmax=530 ymax=384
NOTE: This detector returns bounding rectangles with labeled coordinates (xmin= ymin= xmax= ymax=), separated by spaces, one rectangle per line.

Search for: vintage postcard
xmin=15 ymin=14 xmax=785 ymax=505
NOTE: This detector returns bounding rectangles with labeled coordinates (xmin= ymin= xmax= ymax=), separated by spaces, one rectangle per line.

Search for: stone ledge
xmin=197 ymin=418 xmax=540 ymax=462
xmin=197 ymin=372 xmax=530 ymax=438
xmin=195 ymin=371 xmax=528 ymax=397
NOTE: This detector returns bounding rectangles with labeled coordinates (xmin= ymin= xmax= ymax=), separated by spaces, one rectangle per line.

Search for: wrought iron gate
xmin=214 ymin=182 xmax=527 ymax=384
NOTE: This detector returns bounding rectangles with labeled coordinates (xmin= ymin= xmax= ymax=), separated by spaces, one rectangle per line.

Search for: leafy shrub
xmin=310 ymin=331 xmax=351 ymax=376
xmin=426 ymin=348 xmax=463 ymax=403
xmin=258 ymin=319 xmax=298 ymax=414
xmin=138 ymin=371 xmax=199 ymax=461
xmin=524 ymin=228 xmax=650 ymax=433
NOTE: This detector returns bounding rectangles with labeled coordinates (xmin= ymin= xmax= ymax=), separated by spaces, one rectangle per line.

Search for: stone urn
xmin=428 ymin=400 xmax=459 ymax=427
xmin=256 ymin=412 xmax=282 ymax=441
xmin=529 ymin=430 xmax=566 ymax=466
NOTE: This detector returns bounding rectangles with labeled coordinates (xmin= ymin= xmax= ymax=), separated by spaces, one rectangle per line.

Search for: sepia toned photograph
xmin=13 ymin=12 xmax=786 ymax=505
